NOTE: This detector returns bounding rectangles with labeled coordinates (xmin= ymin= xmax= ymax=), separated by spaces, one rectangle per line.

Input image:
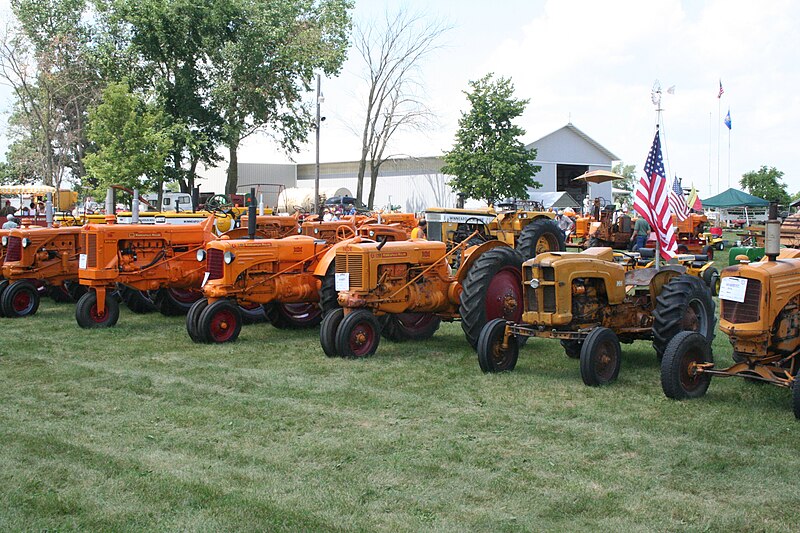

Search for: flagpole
xmin=717 ymin=95 xmax=721 ymax=193
xmin=728 ymin=126 xmax=731 ymax=189
xmin=708 ymin=112 xmax=712 ymax=196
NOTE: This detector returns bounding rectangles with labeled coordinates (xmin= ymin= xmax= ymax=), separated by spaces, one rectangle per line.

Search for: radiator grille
xmin=526 ymin=287 xmax=538 ymax=312
xmin=86 ymin=234 xmax=97 ymax=268
xmin=721 ymin=278 xmax=761 ymax=324
xmin=207 ymin=249 xmax=224 ymax=280
xmin=5 ymin=236 xmax=21 ymax=263
xmin=335 ymin=254 xmax=363 ymax=289
xmin=543 ymin=285 xmax=556 ymax=313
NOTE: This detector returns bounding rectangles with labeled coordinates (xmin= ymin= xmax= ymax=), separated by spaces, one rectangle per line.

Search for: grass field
xmin=2 ymin=247 xmax=799 ymax=531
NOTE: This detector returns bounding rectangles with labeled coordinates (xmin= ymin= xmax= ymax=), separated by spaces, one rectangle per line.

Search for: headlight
xmin=297 ymin=227 xmax=302 ymax=234
xmin=369 ymin=230 xmax=375 ymax=237
xmin=196 ymin=249 xmax=206 ymax=262
xmin=22 ymin=238 xmax=31 ymax=248
xmin=1 ymin=236 xmax=7 ymax=246
xmin=528 ymin=278 xmax=540 ymax=289
xmin=314 ymin=228 xmax=319 ymax=234
xmin=223 ymin=251 xmax=235 ymax=264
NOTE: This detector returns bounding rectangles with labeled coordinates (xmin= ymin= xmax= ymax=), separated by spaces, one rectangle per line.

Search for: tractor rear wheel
xmin=318 ymin=263 xmax=340 ymax=315
xmin=677 ymin=244 xmax=689 ymax=254
xmin=1 ymin=280 xmax=40 ymax=317
xmin=380 ymin=313 xmax=441 ymax=342
xmin=792 ymin=379 xmax=800 ymax=419
xmin=186 ymin=298 xmax=210 ymax=343
xmin=652 ymin=274 xmax=716 ymax=361
xmin=75 ymin=290 xmax=120 ymax=328
xmin=477 ymin=318 xmax=519 ymax=373
xmin=119 ymin=285 xmax=156 ymax=314
xmin=264 ymin=302 xmax=323 ymax=329
xmin=702 ymin=267 xmax=720 ymax=296
xmin=0 ymin=280 xmax=8 ymax=317
xmin=154 ymin=288 xmax=201 ymax=316
xmin=660 ymin=331 xmax=713 ymax=400
xmin=239 ymin=302 xmax=266 ymax=324
xmin=561 ymin=340 xmax=582 ymax=359
xmin=579 ymin=327 xmax=621 ymax=386
xmin=49 ymin=284 xmax=73 ymax=304
xmin=335 ymin=309 xmax=381 ymax=357
xmin=320 ymin=308 xmax=345 ymax=357
xmin=517 ymin=218 xmax=566 ymax=260
xmin=66 ymin=280 xmax=87 ymax=302
xmin=459 ymin=246 xmax=525 ymax=349
xmin=701 ymin=245 xmax=714 ymax=260
xmin=198 ymin=300 xmax=242 ymax=343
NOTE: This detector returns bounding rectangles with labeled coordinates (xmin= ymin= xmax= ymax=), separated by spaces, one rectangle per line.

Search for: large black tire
xmin=561 ymin=339 xmax=582 ymax=359
xmin=660 ymin=331 xmax=713 ymax=400
xmin=318 ymin=263 xmax=340 ymax=315
xmin=451 ymin=236 xmax=485 ymax=271
xmin=0 ymin=280 xmax=8 ymax=317
xmin=652 ymin=274 xmax=716 ymax=361
xmin=264 ymin=302 xmax=323 ymax=329
xmin=186 ymin=298 xmax=210 ymax=343
xmin=701 ymin=245 xmax=714 ymax=260
xmin=380 ymin=313 xmax=441 ymax=342
xmin=702 ymin=266 xmax=720 ymax=296
xmin=517 ymin=218 xmax=566 ymax=260
xmin=335 ymin=309 xmax=381 ymax=358
xmin=459 ymin=246 xmax=525 ymax=349
xmin=75 ymin=290 xmax=120 ymax=329
xmin=120 ymin=285 xmax=156 ymax=314
xmin=49 ymin=284 xmax=74 ymax=304
xmin=477 ymin=318 xmax=519 ymax=373
xmin=579 ymin=327 xmax=622 ymax=386
xmin=1 ymin=280 xmax=40 ymax=318
xmin=793 ymin=379 xmax=800 ymax=420
xmin=320 ymin=308 xmax=345 ymax=357
xmin=66 ymin=280 xmax=88 ymax=302
xmin=198 ymin=299 xmax=242 ymax=343
xmin=154 ymin=288 xmax=201 ymax=316
xmin=239 ymin=302 xmax=267 ymax=325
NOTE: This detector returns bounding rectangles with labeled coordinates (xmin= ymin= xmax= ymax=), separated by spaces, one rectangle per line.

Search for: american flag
xmin=718 ymin=79 xmax=724 ymax=98
xmin=669 ymin=176 xmax=690 ymax=221
xmin=633 ymin=129 xmax=677 ymax=260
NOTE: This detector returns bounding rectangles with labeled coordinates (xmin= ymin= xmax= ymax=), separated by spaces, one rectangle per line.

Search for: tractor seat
xmin=581 ymin=247 xmax=614 ymax=262
xmin=691 ymin=255 xmax=708 ymax=262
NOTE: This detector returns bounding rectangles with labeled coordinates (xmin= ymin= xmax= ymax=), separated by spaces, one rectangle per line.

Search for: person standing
xmin=2 ymin=214 xmax=19 ymax=229
xmin=411 ymin=219 xmax=427 ymax=239
xmin=630 ymin=217 xmax=650 ymax=251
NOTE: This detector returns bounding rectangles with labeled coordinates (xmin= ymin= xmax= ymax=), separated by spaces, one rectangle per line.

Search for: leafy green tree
xmin=442 ymin=74 xmax=540 ymax=206
xmin=83 ymin=82 xmax=173 ymax=196
xmin=740 ymin=165 xmax=790 ymax=205
xmin=612 ymin=162 xmax=636 ymax=191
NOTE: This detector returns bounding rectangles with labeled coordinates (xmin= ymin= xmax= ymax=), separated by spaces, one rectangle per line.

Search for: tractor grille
xmin=207 ymin=248 xmax=224 ymax=280
xmin=336 ymin=254 xmax=363 ymax=289
xmin=721 ymin=278 xmax=761 ymax=324
xmin=86 ymin=234 xmax=97 ymax=268
xmin=543 ymin=286 xmax=556 ymax=313
xmin=5 ymin=236 xmax=21 ymax=263
xmin=526 ymin=287 xmax=539 ymax=312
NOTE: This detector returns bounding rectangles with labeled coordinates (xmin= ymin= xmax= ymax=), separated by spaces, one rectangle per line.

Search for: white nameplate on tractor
xmin=335 ymin=273 xmax=350 ymax=291
xmin=78 ymin=254 xmax=87 ymax=269
xmin=201 ymin=272 xmax=210 ymax=287
xmin=719 ymin=277 xmax=747 ymax=303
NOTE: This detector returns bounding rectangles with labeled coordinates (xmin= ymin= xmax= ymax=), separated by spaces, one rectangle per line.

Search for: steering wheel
xmin=464 ymin=217 xmax=491 ymax=241
xmin=336 ymin=224 xmax=356 ymax=241
xmin=205 ymin=194 xmax=231 ymax=211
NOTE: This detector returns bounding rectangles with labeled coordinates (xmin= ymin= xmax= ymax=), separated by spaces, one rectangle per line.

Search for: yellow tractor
xmin=660 ymin=202 xmax=800 ymax=418
xmin=476 ymin=247 xmax=716 ymax=385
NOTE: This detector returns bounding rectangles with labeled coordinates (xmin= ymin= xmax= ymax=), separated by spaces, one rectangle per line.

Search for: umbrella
xmin=0 ymin=184 xmax=57 ymax=195
xmin=572 ymin=170 xmax=625 ymax=184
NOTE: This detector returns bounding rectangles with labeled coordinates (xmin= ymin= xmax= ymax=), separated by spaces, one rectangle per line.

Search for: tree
xmin=442 ymin=74 xmax=540 ymax=206
xmin=612 ymin=162 xmax=636 ymax=191
xmin=353 ymin=8 xmax=448 ymax=209
xmin=83 ymin=82 xmax=173 ymax=195
xmin=740 ymin=165 xmax=790 ymax=205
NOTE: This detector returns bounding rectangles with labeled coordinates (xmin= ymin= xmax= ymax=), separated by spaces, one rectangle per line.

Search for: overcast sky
xmin=1 ymin=0 xmax=798 ymax=198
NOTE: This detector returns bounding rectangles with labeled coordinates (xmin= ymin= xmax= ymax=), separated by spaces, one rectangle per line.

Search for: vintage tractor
xmin=0 ymin=225 xmax=86 ymax=317
xmin=476 ymin=246 xmax=716 ymax=386
xmin=186 ymin=220 xmax=409 ymax=343
xmin=319 ymin=237 xmax=528 ymax=358
xmin=636 ymin=248 xmax=721 ymax=295
xmin=671 ymin=213 xmax=718 ymax=259
xmin=424 ymin=204 xmax=565 ymax=263
xmin=583 ymin=203 xmax=634 ymax=249
xmin=660 ymin=203 xmax=800 ymax=418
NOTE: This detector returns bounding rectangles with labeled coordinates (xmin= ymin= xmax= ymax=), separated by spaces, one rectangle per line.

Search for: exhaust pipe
xmin=131 ymin=188 xmax=140 ymax=223
xmin=248 ymin=187 xmax=256 ymax=239
xmin=104 ymin=188 xmax=115 ymax=224
xmin=45 ymin=192 xmax=53 ymax=228
xmin=765 ymin=201 xmax=780 ymax=261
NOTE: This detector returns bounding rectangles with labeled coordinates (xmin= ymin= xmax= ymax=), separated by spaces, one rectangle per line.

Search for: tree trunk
xmin=225 ymin=138 xmax=239 ymax=197
xmin=157 ymin=177 xmax=164 ymax=212
xmin=367 ymin=162 xmax=380 ymax=209
xmin=356 ymin=148 xmax=368 ymax=205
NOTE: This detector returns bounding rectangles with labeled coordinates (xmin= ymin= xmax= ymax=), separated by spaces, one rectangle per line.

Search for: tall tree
xmin=740 ymin=165 xmax=790 ymax=205
xmin=353 ymin=8 xmax=448 ymax=208
xmin=612 ymin=162 xmax=636 ymax=191
xmin=442 ymin=74 xmax=540 ymax=206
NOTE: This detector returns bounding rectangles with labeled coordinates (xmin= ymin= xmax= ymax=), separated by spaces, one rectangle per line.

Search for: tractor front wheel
xmin=1 ymin=280 xmax=40 ymax=318
xmin=320 ymin=308 xmax=345 ymax=357
xmin=264 ymin=302 xmax=323 ymax=329
xmin=702 ymin=267 xmax=720 ymax=296
xmin=477 ymin=318 xmax=519 ymax=373
xmin=335 ymin=309 xmax=381 ymax=358
xmin=792 ymin=378 xmax=800 ymax=419
xmin=198 ymin=300 xmax=242 ymax=343
xmin=381 ymin=313 xmax=441 ymax=342
xmin=186 ymin=298 xmax=210 ymax=343
xmin=660 ymin=331 xmax=713 ymax=400
xmin=75 ymin=290 xmax=120 ymax=329
xmin=652 ymin=274 xmax=716 ymax=361
xmin=517 ymin=218 xmax=566 ymax=260
xmin=0 ymin=280 xmax=8 ymax=317
xmin=579 ymin=327 xmax=621 ymax=386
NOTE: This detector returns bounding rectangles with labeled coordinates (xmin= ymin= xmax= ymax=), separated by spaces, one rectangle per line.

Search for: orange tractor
xmin=320 ymin=238 xmax=527 ymax=357
xmin=186 ymin=219 xmax=409 ymax=343
xmin=0 ymin=225 xmax=86 ymax=317
xmin=672 ymin=213 xmax=717 ymax=259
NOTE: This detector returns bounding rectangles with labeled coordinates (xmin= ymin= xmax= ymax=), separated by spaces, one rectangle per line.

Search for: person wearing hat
xmin=411 ymin=218 xmax=427 ymax=239
xmin=322 ymin=208 xmax=334 ymax=222
xmin=556 ymin=209 xmax=574 ymax=237
xmin=2 ymin=214 xmax=19 ymax=229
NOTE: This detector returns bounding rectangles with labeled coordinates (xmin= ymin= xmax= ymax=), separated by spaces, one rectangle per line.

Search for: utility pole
xmin=314 ymin=74 xmax=322 ymax=215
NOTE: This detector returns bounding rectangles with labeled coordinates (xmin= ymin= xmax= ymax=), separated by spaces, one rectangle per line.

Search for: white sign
xmin=335 ymin=273 xmax=350 ymax=291
xmin=719 ymin=276 xmax=748 ymax=303
xmin=201 ymin=271 xmax=210 ymax=287
xmin=78 ymin=254 xmax=87 ymax=270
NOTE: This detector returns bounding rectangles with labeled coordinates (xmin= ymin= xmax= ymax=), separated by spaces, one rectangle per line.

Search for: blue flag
xmin=724 ymin=109 xmax=732 ymax=130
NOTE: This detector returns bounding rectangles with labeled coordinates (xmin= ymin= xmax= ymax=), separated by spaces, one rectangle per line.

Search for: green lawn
xmin=1 ymin=292 xmax=799 ymax=532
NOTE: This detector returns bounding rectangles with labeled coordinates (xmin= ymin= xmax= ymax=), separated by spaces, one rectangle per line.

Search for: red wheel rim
xmin=484 ymin=267 xmax=523 ymax=322
xmin=89 ymin=303 xmax=108 ymax=323
xmin=209 ymin=308 xmax=238 ymax=342
xmin=593 ymin=340 xmax=618 ymax=382
xmin=680 ymin=351 xmax=705 ymax=392
xmin=169 ymin=288 xmax=202 ymax=304
xmin=12 ymin=289 xmax=33 ymax=314
xmin=348 ymin=320 xmax=378 ymax=357
xmin=281 ymin=302 xmax=322 ymax=325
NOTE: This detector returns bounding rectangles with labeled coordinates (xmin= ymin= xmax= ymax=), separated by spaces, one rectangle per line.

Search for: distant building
xmin=199 ymin=122 xmax=618 ymax=212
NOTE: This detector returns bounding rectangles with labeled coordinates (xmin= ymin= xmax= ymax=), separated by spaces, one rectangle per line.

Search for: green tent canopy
xmin=702 ymin=188 xmax=769 ymax=208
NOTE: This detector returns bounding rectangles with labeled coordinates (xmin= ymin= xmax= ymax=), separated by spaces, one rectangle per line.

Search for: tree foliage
xmin=612 ymin=162 xmax=636 ymax=192
xmin=740 ymin=165 xmax=790 ymax=205
xmin=442 ymin=74 xmax=540 ymax=206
